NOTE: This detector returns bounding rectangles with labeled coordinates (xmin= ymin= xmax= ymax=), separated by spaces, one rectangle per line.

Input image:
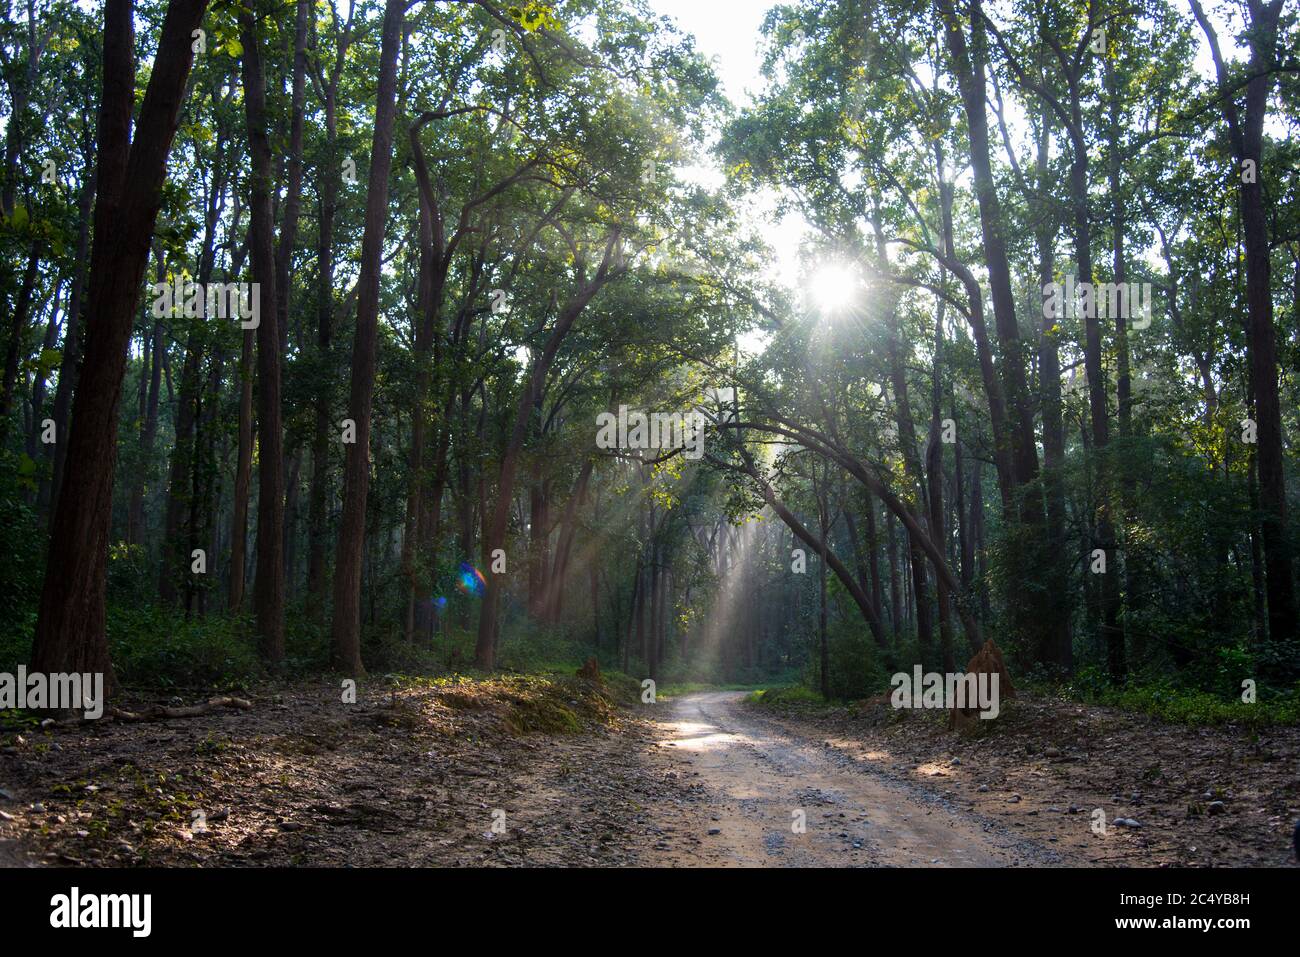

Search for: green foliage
xmin=0 ymin=476 xmax=43 ymax=628
xmin=105 ymin=606 xmax=261 ymax=690
xmin=746 ymin=685 xmax=824 ymax=709
xmin=496 ymin=617 xmax=593 ymax=673
xmin=1050 ymin=666 xmax=1300 ymax=727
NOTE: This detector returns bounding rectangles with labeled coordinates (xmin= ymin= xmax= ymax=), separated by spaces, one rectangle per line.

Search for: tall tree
xmin=330 ymin=0 xmax=405 ymax=676
xmin=241 ymin=0 xmax=285 ymax=662
xmin=30 ymin=0 xmax=210 ymax=687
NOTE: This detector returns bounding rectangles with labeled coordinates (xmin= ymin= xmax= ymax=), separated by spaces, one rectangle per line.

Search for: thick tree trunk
xmin=1192 ymin=0 xmax=1295 ymax=659
xmin=330 ymin=0 xmax=405 ymax=675
xmin=937 ymin=0 xmax=1038 ymax=492
xmin=816 ymin=484 xmax=830 ymax=698
xmin=241 ymin=2 xmax=286 ymax=663
xmin=31 ymin=0 xmax=210 ymax=691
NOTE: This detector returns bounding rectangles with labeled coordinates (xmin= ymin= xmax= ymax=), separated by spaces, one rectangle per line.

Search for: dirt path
xmin=640 ymin=691 xmax=1061 ymax=867
xmin=5 ymin=681 xmax=1290 ymax=867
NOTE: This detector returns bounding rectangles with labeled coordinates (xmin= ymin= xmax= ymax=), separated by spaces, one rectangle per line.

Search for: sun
xmin=809 ymin=263 xmax=859 ymax=314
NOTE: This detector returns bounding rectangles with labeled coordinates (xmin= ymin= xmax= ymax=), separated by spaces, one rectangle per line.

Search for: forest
xmin=0 ymin=0 xmax=1298 ymax=873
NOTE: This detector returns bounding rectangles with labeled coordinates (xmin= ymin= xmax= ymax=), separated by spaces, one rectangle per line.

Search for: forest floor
xmin=0 ymin=678 xmax=1295 ymax=867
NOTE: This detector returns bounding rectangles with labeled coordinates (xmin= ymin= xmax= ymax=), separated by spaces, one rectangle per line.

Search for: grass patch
xmin=744 ymin=685 xmax=827 ymax=711
xmin=1087 ymin=683 xmax=1300 ymax=727
xmin=1019 ymin=666 xmax=1300 ymax=728
xmin=656 ymin=680 xmax=770 ymax=699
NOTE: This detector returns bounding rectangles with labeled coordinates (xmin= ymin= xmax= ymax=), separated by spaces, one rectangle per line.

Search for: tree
xmin=30 ymin=0 xmax=210 ymax=688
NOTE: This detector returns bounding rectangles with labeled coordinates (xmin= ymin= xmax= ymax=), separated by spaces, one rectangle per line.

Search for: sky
xmin=648 ymin=0 xmax=776 ymax=109
xmin=645 ymin=0 xmax=811 ymax=298
xmin=642 ymin=0 xmax=1236 ymax=314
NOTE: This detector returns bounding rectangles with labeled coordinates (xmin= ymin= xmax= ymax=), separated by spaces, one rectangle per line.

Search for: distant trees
xmin=4 ymin=0 xmax=1296 ymax=702
xmin=716 ymin=0 xmax=1300 ymax=685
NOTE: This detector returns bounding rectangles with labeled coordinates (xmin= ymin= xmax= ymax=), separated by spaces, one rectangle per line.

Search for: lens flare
xmin=455 ymin=563 xmax=486 ymax=598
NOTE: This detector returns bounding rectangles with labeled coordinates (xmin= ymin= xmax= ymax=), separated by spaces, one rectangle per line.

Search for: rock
xmin=707 ymin=828 xmax=721 ymax=836
xmin=0 ymin=810 xmax=13 ymax=822
xmin=1207 ymin=800 xmax=1226 ymax=816
xmin=977 ymin=784 xmax=989 ymax=793
xmin=1113 ymin=817 xmax=1143 ymax=828
xmin=1044 ymin=747 xmax=1061 ymax=758
xmin=951 ymin=758 xmax=961 ymax=766
xmin=0 ymin=788 xmax=14 ymax=801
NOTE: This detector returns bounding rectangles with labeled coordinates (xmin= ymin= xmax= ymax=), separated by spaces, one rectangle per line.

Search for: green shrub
xmin=106 ymin=605 xmax=261 ymax=690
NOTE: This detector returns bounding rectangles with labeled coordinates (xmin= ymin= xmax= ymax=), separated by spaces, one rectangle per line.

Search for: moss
xmin=505 ymin=695 xmax=582 ymax=735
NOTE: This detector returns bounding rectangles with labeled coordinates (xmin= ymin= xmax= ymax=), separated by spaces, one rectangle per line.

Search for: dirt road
xmin=7 ymin=680 xmax=1285 ymax=867
xmin=641 ymin=691 xmax=1061 ymax=867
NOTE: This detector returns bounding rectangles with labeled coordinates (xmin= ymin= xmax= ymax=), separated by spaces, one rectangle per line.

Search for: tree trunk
xmin=330 ymin=0 xmax=405 ymax=676
xmin=48 ymin=154 xmax=95 ymax=518
xmin=31 ymin=0 xmax=210 ymax=693
xmin=474 ymin=234 xmax=623 ymax=668
xmin=1191 ymin=0 xmax=1294 ymax=662
xmin=2 ymin=242 xmax=41 ymax=421
xmin=229 ymin=327 xmax=254 ymax=612
xmin=241 ymin=2 xmax=286 ymax=663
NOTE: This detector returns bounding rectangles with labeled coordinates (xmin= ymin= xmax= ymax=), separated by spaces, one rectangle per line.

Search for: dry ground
xmin=0 ymin=678 xmax=1295 ymax=867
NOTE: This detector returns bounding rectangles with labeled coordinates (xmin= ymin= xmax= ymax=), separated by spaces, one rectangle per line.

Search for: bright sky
xmin=646 ymin=0 xmax=811 ymax=300
xmin=647 ymin=0 xmax=774 ymax=109
xmin=643 ymin=0 xmax=1245 ymax=329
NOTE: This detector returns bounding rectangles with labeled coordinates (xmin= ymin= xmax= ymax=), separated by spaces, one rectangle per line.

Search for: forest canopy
xmin=1 ymin=0 xmax=1298 ymax=712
